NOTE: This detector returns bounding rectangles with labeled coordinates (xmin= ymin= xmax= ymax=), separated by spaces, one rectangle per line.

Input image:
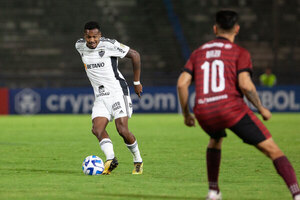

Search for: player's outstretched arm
xmin=238 ymin=71 xmax=272 ymax=120
xmin=177 ymin=72 xmax=195 ymax=127
xmin=126 ymin=49 xmax=142 ymax=97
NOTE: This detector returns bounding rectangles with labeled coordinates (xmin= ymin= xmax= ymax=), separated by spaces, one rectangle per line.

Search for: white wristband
xmin=133 ymin=81 xmax=141 ymax=86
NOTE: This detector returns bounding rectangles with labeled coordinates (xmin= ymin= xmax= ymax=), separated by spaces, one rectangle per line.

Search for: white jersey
xmin=75 ymin=37 xmax=130 ymax=99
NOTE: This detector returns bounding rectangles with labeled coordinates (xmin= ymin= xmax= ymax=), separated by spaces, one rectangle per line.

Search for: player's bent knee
xmin=208 ymin=138 xmax=223 ymax=149
xmin=262 ymin=149 xmax=284 ymax=160
xmin=257 ymin=138 xmax=284 ymax=160
xmin=268 ymin=148 xmax=284 ymax=160
xmin=91 ymin=127 xmax=97 ymax=135
xmin=116 ymin=125 xmax=129 ymax=136
xmin=115 ymin=120 xmax=129 ymax=135
xmin=92 ymin=127 xmax=104 ymax=137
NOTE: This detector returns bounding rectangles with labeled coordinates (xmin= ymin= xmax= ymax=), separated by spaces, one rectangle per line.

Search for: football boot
xmin=102 ymin=157 xmax=118 ymax=175
xmin=206 ymin=190 xmax=222 ymax=200
xmin=132 ymin=162 xmax=143 ymax=174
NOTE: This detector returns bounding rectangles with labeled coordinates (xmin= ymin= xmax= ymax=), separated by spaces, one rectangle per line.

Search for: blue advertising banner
xmin=9 ymin=87 xmax=181 ymax=114
xmin=10 ymin=88 xmax=94 ymax=114
xmin=130 ymin=86 xmax=178 ymax=113
xmin=8 ymin=86 xmax=300 ymax=114
xmin=246 ymin=86 xmax=300 ymax=112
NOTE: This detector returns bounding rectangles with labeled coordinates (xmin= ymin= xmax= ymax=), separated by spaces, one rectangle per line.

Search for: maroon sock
xmin=273 ymin=156 xmax=300 ymax=197
xmin=206 ymin=148 xmax=221 ymax=192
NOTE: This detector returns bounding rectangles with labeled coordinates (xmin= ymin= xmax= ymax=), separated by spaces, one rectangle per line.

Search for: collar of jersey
xmin=216 ymin=36 xmax=230 ymax=41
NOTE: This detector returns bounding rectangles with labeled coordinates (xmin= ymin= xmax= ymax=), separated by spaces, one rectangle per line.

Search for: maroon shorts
xmin=201 ymin=110 xmax=272 ymax=145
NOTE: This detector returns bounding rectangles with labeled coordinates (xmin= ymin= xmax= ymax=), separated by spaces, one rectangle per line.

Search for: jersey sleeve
xmin=75 ymin=38 xmax=85 ymax=54
xmin=105 ymin=39 xmax=130 ymax=58
xmin=237 ymin=48 xmax=253 ymax=75
xmin=183 ymin=51 xmax=195 ymax=75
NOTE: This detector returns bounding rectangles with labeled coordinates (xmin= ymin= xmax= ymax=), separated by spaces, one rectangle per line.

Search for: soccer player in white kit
xmin=75 ymin=21 xmax=143 ymax=175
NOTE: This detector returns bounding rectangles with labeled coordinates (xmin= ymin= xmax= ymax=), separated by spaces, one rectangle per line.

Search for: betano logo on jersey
xmin=84 ymin=62 xmax=105 ymax=70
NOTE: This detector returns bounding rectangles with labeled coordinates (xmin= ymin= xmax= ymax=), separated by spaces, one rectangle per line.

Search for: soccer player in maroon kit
xmin=177 ymin=10 xmax=300 ymax=200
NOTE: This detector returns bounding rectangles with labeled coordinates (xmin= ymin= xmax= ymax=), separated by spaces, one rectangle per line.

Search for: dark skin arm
xmin=238 ymin=71 xmax=272 ymax=120
xmin=177 ymin=71 xmax=195 ymax=127
xmin=125 ymin=48 xmax=142 ymax=97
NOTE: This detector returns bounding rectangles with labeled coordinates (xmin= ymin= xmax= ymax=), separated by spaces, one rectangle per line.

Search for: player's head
xmin=214 ymin=10 xmax=240 ymax=39
xmin=84 ymin=21 xmax=102 ymax=49
xmin=265 ymin=67 xmax=272 ymax=75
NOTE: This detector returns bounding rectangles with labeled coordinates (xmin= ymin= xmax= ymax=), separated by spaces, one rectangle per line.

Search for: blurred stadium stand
xmin=0 ymin=0 xmax=299 ymax=88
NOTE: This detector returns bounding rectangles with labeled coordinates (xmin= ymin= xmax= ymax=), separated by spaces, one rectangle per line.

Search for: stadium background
xmin=0 ymin=0 xmax=300 ymax=114
xmin=1 ymin=2 xmax=299 ymax=200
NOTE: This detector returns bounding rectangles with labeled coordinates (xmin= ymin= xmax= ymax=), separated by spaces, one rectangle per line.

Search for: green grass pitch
xmin=0 ymin=113 xmax=299 ymax=200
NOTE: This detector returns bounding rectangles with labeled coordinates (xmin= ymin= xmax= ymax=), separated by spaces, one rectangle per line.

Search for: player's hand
xmin=134 ymin=84 xmax=143 ymax=98
xmin=259 ymin=107 xmax=272 ymax=121
xmin=184 ymin=114 xmax=195 ymax=127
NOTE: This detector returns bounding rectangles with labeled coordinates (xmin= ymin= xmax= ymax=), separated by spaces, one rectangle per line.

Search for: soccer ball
xmin=82 ymin=155 xmax=105 ymax=175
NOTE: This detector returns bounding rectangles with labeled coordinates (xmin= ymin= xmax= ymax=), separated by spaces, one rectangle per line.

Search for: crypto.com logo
xmin=15 ymin=88 xmax=41 ymax=114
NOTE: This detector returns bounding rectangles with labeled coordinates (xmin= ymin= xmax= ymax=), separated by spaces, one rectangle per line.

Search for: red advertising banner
xmin=0 ymin=88 xmax=9 ymax=114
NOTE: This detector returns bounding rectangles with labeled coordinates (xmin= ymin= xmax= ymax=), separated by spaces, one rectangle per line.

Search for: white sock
xmin=99 ymin=138 xmax=115 ymax=160
xmin=126 ymin=140 xmax=142 ymax=163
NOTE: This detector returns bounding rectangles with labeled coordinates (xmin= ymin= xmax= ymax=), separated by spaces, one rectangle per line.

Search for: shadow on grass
xmin=1 ymin=168 xmax=79 ymax=174
xmin=94 ymin=192 xmax=205 ymax=200
xmin=1 ymin=168 xmax=206 ymax=199
xmin=0 ymin=142 xmax=31 ymax=146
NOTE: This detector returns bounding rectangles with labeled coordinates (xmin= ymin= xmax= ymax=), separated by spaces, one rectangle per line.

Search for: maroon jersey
xmin=184 ymin=37 xmax=252 ymax=132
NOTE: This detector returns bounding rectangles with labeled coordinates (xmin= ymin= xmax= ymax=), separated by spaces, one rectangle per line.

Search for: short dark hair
xmin=215 ymin=10 xmax=238 ymax=30
xmin=84 ymin=21 xmax=100 ymax=31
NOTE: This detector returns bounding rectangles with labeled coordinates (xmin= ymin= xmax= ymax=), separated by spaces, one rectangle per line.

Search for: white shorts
xmin=92 ymin=94 xmax=133 ymax=121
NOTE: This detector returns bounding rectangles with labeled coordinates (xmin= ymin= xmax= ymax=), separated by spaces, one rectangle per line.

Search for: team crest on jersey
xmin=98 ymin=50 xmax=105 ymax=57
